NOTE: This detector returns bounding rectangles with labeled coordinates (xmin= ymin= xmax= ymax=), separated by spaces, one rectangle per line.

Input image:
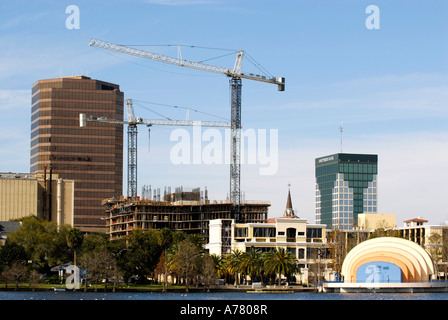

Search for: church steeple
xmin=284 ymin=183 xmax=295 ymax=217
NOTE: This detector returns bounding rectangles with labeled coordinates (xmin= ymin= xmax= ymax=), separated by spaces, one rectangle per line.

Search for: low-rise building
xmin=206 ymin=188 xmax=333 ymax=284
xmin=357 ymin=213 xmax=396 ymax=230
xmin=400 ymin=217 xmax=445 ymax=246
xmin=0 ymin=221 xmax=21 ymax=245
xmin=0 ymin=171 xmax=74 ymax=226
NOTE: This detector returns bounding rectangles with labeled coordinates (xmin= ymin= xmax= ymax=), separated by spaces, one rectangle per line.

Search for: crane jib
xmin=89 ymin=38 xmax=285 ymax=90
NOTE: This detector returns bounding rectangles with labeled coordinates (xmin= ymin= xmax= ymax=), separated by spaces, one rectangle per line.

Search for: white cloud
xmin=0 ymin=89 xmax=30 ymax=111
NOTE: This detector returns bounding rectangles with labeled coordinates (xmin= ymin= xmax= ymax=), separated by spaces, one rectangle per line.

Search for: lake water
xmin=2 ymin=291 xmax=446 ymax=319
xmin=1 ymin=290 xmax=447 ymax=300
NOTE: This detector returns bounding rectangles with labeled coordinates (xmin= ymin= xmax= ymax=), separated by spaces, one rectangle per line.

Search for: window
xmin=298 ymin=249 xmax=305 ymax=259
xmin=235 ymin=227 xmax=247 ymax=238
xmin=253 ymin=227 xmax=276 ymax=238
xmin=307 ymin=228 xmax=322 ymax=239
xmin=286 ymin=228 xmax=296 ymax=238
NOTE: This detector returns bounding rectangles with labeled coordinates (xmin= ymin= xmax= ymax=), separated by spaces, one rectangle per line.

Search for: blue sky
xmin=1 ymin=0 xmax=448 ymax=225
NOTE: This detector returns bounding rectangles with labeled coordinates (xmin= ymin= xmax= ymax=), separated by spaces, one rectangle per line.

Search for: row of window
xmin=234 ymin=227 xmax=323 ymax=239
xmin=36 ymin=127 xmax=122 ymax=137
xmin=31 ymin=136 xmax=121 ymax=146
xmin=34 ymin=163 xmax=122 ymax=172
xmin=32 ymin=154 xmax=118 ymax=164
xmin=37 ymin=90 xmax=121 ymax=102
xmin=333 ymin=202 xmax=377 ymax=211
xmin=33 ymin=145 xmax=122 ymax=155
xmin=244 ymin=247 xmax=330 ymax=260
xmin=316 ymin=162 xmax=378 ymax=177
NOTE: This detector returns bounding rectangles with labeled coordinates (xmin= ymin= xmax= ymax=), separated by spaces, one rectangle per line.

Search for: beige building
xmin=0 ymin=172 xmax=74 ymax=226
xmin=357 ymin=213 xmax=396 ymax=230
xmin=399 ymin=217 xmax=448 ymax=249
xmin=206 ymin=216 xmax=330 ymax=284
xmin=205 ymin=188 xmax=333 ymax=284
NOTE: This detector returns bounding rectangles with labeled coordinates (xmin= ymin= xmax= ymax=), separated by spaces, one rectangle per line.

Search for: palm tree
xmin=225 ymin=250 xmax=244 ymax=285
xmin=264 ymin=248 xmax=298 ymax=286
xmin=240 ymin=248 xmax=263 ymax=284
xmin=66 ymin=227 xmax=84 ymax=266
xmin=158 ymin=228 xmax=173 ymax=292
xmin=66 ymin=228 xmax=84 ymax=291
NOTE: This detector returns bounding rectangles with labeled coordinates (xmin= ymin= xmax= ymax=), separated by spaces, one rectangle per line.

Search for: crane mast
xmin=89 ymin=39 xmax=285 ymax=221
xmin=126 ymin=99 xmax=138 ymax=200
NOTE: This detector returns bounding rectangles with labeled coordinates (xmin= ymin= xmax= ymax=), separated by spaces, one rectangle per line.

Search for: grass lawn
xmin=0 ymin=282 xmax=186 ymax=292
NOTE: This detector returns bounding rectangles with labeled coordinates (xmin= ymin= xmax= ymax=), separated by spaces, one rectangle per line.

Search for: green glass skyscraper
xmin=315 ymin=153 xmax=378 ymax=230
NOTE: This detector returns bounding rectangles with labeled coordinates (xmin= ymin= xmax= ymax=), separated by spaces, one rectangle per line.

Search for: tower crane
xmin=88 ymin=38 xmax=285 ymax=221
xmin=80 ymin=98 xmax=230 ymax=200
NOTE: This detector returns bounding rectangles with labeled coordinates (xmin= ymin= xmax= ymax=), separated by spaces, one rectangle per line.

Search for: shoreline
xmin=3 ymin=282 xmax=448 ymax=294
xmin=0 ymin=284 xmax=317 ymax=293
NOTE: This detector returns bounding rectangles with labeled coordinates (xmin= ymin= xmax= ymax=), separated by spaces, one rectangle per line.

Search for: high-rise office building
xmin=30 ymin=76 xmax=123 ymax=232
xmin=315 ymin=153 xmax=378 ymax=230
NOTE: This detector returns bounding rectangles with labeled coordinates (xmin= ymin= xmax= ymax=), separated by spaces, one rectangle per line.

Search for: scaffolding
xmin=102 ymin=187 xmax=269 ymax=243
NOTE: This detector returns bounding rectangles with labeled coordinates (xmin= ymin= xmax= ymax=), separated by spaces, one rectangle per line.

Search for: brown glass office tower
xmin=31 ymin=76 xmax=124 ymax=232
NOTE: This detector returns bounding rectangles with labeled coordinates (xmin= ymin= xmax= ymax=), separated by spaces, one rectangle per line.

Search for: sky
xmin=1 ymin=0 xmax=448 ymax=226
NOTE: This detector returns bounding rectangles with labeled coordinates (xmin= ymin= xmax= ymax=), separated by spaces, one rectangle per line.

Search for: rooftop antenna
xmin=339 ymin=123 xmax=343 ymax=153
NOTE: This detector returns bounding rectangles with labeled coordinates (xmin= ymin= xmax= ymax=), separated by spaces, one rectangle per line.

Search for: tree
xmin=200 ymin=253 xmax=218 ymax=292
xmin=427 ymin=233 xmax=443 ymax=280
xmin=225 ymin=250 xmax=244 ymax=285
xmin=171 ymin=238 xmax=201 ymax=292
xmin=80 ymin=250 xmax=116 ymax=292
xmin=369 ymin=227 xmax=401 ymax=239
xmin=0 ymin=241 xmax=27 ymax=272
xmin=7 ymin=216 xmax=56 ymax=266
xmin=263 ymin=248 xmax=298 ymax=286
xmin=80 ymin=252 xmax=98 ymax=291
xmin=9 ymin=261 xmax=28 ymax=291
xmin=327 ymin=229 xmax=346 ymax=281
xmin=158 ymin=228 xmax=173 ymax=292
xmin=240 ymin=248 xmax=263 ymax=284
xmin=210 ymin=254 xmax=227 ymax=280
xmin=81 ymin=232 xmax=108 ymax=253
xmin=66 ymin=227 xmax=84 ymax=266
xmin=121 ymin=229 xmax=164 ymax=282
xmin=441 ymin=227 xmax=448 ymax=280
xmin=28 ymin=269 xmax=42 ymax=292
xmin=0 ymin=266 xmax=15 ymax=289
xmin=98 ymin=250 xmax=121 ymax=291
xmin=307 ymin=247 xmax=327 ymax=289
xmin=6 ymin=216 xmax=71 ymax=269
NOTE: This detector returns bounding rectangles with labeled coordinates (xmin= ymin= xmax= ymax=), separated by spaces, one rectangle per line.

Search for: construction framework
xmin=102 ymin=187 xmax=270 ymax=243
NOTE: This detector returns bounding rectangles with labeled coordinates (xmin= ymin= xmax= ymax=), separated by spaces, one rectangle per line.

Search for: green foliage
xmin=2 ymin=219 xmax=303 ymax=290
xmin=67 ymin=228 xmax=84 ymax=250
xmin=369 ymin=227 xmax=402 ymax=239
xmin=0 ymin=241 xmax=27 ymax=271
xmin=263 ymin=248 xmax=298 ymax=285
xmin=6 ymin=216 xmax=72 ymax=267
xmin=121 ymin=229 xmax=165 ymax=282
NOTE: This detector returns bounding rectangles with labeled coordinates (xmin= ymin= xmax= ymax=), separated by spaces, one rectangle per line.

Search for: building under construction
xmin=102 ymin=186 xmax=269 ymax=242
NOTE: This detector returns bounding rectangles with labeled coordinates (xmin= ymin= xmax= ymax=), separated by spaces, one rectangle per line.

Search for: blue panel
xmin=356 ymin=261 xmax=402 ymax=283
